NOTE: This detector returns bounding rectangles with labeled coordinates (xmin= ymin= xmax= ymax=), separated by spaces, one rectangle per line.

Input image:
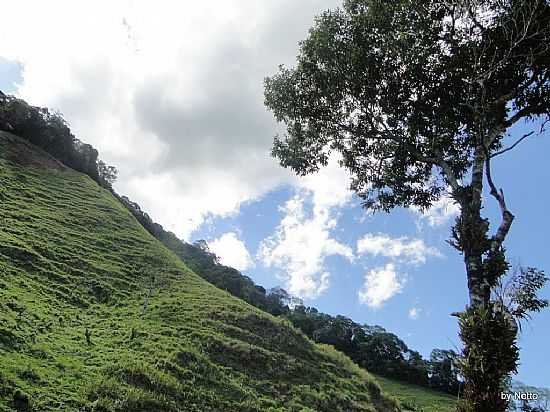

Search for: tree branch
xmin=433 ymin=148 xmax=462 ymax=192
xmin=491 ymin=131 xmax=534 ymax=158
xmin=505 ymin=106 xmax=535 ymax=128
xmin=371 ymin=116 xmax=463 ymax=192
xmin=484 ymin=149 xmax=515 ymax=253
xmin=471 ymin=144 xmax=485 ymax=195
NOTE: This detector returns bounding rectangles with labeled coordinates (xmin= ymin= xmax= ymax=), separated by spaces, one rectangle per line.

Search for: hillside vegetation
xmin=374 ymin=375 xmax=456 ymax=412
xmin=0 ymin=130 xmax=404 ymax=411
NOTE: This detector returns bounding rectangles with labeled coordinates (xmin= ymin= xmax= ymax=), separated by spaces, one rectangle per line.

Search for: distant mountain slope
xmin=0 ymin=130 xmax=400 ymax=411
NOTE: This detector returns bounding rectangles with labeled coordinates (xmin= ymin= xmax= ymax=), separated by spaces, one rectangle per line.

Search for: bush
xmin=12 ymin=389 xmax=31 ymax=411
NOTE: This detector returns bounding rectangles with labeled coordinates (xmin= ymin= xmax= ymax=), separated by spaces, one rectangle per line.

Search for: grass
xmin=373 ymin=375 xmax=457 ymax=412
xmin=0 ymin=130 xmax=404 ymax=411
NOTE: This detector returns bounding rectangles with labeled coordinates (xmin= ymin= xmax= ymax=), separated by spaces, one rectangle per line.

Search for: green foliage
xmin=287 ymin=308 xmax=459 ymax=392
xmin=97 ymin=160 xmax=118 ymax=188
xmin=509 ymin=381 xmax=550 ymax=412
xmin=0 ymin=94 xmax=117 ymax=189
xmin=0 ymin=131 xmax=405 ymax=411
xmin=264 ymin=0 xmax=549 ymax=211
xmin=457 ymin=304 xmax=519 ymax=412
xmin=428 ymin=350 xmax=461 ymax=395
xmin=374 ymin=375 xmax=456 ymax=412
xmin=178 ymin=241 xmax=291 ymax=316
xmin=113 ymin=197 xmax=299 ymax=319
xmin=506 ymin=268 xmax=549 ymax=323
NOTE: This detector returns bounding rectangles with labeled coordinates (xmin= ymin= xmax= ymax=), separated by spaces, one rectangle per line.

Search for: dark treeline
xmin=1 ymin=92 xmax=462 ymax=395
xmin=0 ymin=92 xmax=117 ymax=189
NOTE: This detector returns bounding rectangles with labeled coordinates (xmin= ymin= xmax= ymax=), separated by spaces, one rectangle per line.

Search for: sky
xmin=1 ymin=0 xmax=548 ymax=388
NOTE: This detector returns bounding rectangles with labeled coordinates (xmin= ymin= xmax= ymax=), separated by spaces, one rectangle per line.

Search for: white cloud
xmin=209 ymin=232 xmax=253 ymax=272
xmin=0 ymin=0 xmax=340 ymax=239
xmin=258 ymin=158 xmax=354 ymax=299
xmin=412 ymin=195 xmax=460 ymax=227
xmin=358 ymin=263 xmax=404 ymax=308
xmin=408 ymin=306 xmax=421 ymax=320
xmin=295 ymin=155 xmax=352 ymax=211
xmin=355 ymin=233 xmax=439 ymax=308
xmin=357 ymin=233 xmax=441 ymax=265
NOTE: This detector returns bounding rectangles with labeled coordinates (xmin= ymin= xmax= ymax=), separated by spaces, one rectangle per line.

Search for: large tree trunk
xmin=454 ymin=148 xmax=518 ymax=412
xmin=465 ymin=253 xmax=487 ymax=306
xmin=455 ymin=150 xmax=491 ymax=308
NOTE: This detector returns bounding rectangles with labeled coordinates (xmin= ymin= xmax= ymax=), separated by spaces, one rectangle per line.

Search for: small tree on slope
xmin=264 ymin=1 xmax=549 ymax=411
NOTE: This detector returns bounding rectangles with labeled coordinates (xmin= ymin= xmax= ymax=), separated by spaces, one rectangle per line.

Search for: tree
xmin=264 ymin=1 xmax=549 ymax=410
xmin=429 ymin=349 xmax=462 ymax=394
xmin=357 ymin=328 xmax=408 ymax=376
xmin=97 ymin=160 xmax=118 ymax=188
xmin=312 ymin=315 xmax=362 ymax=354
xmin=73 ymin=141 xmax=99 ymax=179
xmin=404 ymin=349 xmax=430 ymax=386
xmin=495 ymin=266 xmax=549 ymax=327
xmin=520 ymin=401 xmax=545 ymax=412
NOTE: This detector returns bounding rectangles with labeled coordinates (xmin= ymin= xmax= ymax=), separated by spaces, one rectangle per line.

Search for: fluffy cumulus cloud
xmin=412 ymin=195 xmax=460 ymax=227
xmin=0 ymin=0 xmax=339 ymax=239
xmin=356 ymin=233 xmax=441 ymax=265
xmin=358 ymin=264 xmax=404 ymax=308
xmin=209 ymin=232 xmax=253 ymax=272
xmin=356 ymin=233 xmax=441 ymax=307
xmin=258 ymin=157 xmax=354 ymax=299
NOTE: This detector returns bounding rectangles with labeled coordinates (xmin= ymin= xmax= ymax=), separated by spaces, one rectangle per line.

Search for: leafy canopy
xmin=264 ymin=0 xmax=550 ymax=211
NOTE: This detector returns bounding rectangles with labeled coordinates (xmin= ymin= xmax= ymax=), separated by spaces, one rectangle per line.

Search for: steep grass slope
xmin=374 ymin=375 xmax=456 ymax=412
xmin=0 ymin=131 xmax=400 ymax=412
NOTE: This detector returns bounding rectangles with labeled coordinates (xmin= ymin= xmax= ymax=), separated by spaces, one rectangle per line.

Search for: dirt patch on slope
xmin=0 ymin=131 xmax=67 ymax=171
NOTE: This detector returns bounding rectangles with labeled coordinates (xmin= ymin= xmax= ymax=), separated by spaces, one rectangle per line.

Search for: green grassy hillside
xmin=0 ymin=131 xmax=403 ymax=411
xmin=374 ymin=375 xmax=456 ymax=412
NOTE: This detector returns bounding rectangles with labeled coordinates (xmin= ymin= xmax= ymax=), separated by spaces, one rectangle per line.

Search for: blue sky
xmin=0 ymin=57 xmax=22 ymax=93
xmin=1 ymin=1 xmax=548 ymax=388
